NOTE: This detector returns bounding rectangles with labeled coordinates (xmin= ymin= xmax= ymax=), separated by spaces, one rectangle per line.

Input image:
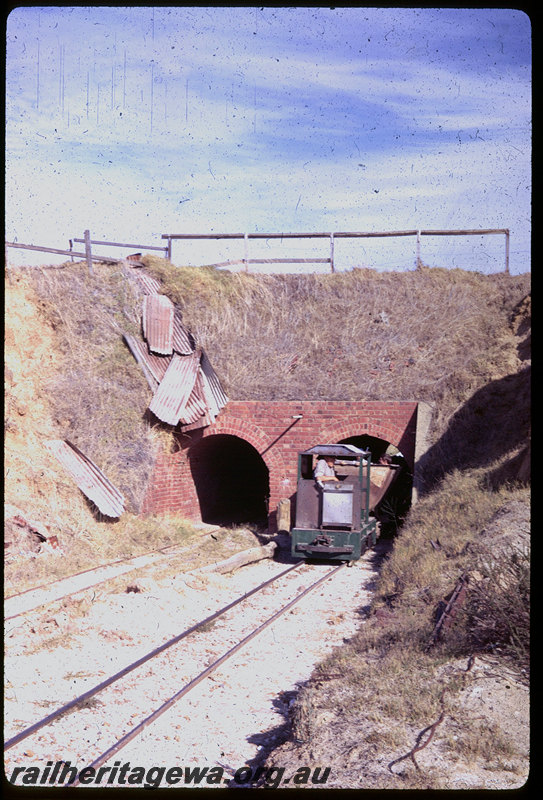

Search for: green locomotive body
xmin=291 ymin=444 xmax=398 ymax=562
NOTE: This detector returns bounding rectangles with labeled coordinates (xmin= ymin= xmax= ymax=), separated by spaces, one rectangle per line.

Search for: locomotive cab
xmin=291 ymin=444 xmax=377 ymax=562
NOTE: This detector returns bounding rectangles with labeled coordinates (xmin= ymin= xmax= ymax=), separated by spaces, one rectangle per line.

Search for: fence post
xmin=330 ymin=233 xmax=335 ymax=273
xmin=84 ymin=229 xmax=94 ymax=275
xmin=416 ymin=230 xmax=422 ymax=268
xmin=504 ymin=229 xmax=510 ymax=274
xmin=244 ymin=233 xmax=249 ymax=272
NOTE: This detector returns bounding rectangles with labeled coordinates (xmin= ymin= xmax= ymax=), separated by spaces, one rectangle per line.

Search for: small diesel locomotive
xmin=290 ymin=444 xmax=399 ymax=562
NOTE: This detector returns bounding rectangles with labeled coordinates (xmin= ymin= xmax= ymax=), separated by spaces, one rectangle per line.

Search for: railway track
xmin=4 ymin=536 xmax=220 ymax=621
xmin=5 ymin=556 xmax=361 ymax=786
xmin=4 ymin=560 xmax=303 ymax=751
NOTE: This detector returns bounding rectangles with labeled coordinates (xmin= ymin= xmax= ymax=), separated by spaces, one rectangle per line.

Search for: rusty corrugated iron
xmin=178 ymin=352 xmax=228 ymax=432
xmin=122 ymin=332 xmax=171 ymax=388
xmin=142 ymin=294 xmax=174 ymax=355
xmin=200 ymin=349 xmax=228 ymax=413
xmin=172 ymin=310 xmax=195 ymax=355
xmin=138 ymin=272 xmax=160 ymax=294
xmin=148 ymin=351 xmax=201 ymax=425
xmin=131 ymin=266 xmax=194 ymax=353
xmin=180 ymin=369 xmax=209 ymax=424
xmin=179 ymin=409 xmax=215 ymax=433
xmin=135 ymin=272 xmax=162 ymax=295
xmin=45 ymin=440 xmax=125 ymax=518
xmin=125 ymin=274 xmax=227 ymax=429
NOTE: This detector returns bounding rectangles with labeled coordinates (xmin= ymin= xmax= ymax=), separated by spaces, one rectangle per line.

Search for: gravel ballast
xmin=5 ymin=542 xmax=385 ymax=789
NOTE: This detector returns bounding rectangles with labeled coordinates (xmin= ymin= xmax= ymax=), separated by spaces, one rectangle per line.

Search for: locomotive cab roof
xmin=301 ymin=444 xmax=370 ymax=459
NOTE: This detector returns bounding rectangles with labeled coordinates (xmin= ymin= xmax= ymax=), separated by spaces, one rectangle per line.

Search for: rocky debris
xmin=4 ymin=505 xmax=52 ymax=555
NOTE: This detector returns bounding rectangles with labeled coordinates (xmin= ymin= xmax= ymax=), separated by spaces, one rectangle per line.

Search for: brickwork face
xmin=142 ymin=400 xmax=418 ymax=529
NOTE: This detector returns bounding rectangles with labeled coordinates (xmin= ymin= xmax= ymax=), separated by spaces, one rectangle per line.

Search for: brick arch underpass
xmin=142 ymin=400 xmax=419 ymax=530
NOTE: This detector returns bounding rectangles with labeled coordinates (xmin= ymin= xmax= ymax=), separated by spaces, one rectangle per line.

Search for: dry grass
xmin=373 ymin=469 xmax=530 ymax=672
xmin=144 ymin=257 xmax=529 ymax=434
xmin=25 ymin=261 xmax=156 ymax=512
xmin=377 ymin=470 xmax=511 ymax=600
xmin=4 ymin=512 xmax=199 ymax=597
xmin=444 ymin=718 xmax=523 ymax=766
xmin=458 ymin=542 xmax=530 ymax=671
xmin=287 ymin=470 xmax=529 ymax=787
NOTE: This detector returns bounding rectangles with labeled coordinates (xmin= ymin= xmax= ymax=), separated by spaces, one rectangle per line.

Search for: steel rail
xmin=4 ymin=538 xmax=226 ymax=622
xmin=4 ymin=561 xmax=302 ymax=751
xmin=4 ymin=540 xmax=203 ymax=611
xmin=69 ymin=562 xmax=345 ymax=784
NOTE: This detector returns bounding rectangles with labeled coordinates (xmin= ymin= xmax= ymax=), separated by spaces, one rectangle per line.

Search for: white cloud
xmin=5 ymin=6 xmax=531 ymax=274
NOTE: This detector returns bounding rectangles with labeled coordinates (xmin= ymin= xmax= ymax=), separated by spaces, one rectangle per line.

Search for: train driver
xmin=314 ymin=455 xmax=340 ymax=487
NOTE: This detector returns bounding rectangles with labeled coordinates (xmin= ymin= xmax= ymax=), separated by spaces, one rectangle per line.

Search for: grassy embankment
xmin=5 ymin=259 xmax=530 ymax=727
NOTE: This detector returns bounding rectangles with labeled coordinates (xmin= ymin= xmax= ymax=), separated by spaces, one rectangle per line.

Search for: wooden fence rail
xmin=6 ymin=230 xmax=168 ymax=274
xmin=5 ymin=240 xmax=118 ymax=267
xmin=6 ymin=227 xmax=510 ymax=274
xmin=72 ymin=236 xmax=168 ymax=254
xmin=162 ymin=228 xmax=510 ymax=273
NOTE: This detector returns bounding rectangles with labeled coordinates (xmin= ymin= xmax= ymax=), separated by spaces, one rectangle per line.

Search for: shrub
xmin=460 ymin=544 xmax=530 ymax=674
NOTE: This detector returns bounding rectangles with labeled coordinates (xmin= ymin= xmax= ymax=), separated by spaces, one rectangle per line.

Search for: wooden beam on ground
xmin=193 ymin=541 xmax=277 ymax=574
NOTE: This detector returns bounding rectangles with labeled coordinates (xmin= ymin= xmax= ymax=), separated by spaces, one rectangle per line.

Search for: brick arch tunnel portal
xmin=189 ymin=434 xmax=270 ymax=526
xmin=141 ymin=401 xmax=420 ymax=531
xmin=338 ymin=433 xmax=390 ymax=461
xmin=338 ymin=433 xmax=414 ymax=531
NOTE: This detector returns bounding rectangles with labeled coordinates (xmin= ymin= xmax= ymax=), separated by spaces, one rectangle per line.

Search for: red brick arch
xmin=321 ymin=422 xmax=406 ymax=452
xmin=143 ymin=400 xmax=418 ymax=529
xmin=195 ymin=415 xmax=286 ymax=506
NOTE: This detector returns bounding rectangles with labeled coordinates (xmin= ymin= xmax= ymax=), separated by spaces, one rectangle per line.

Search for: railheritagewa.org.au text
xmin=9 ymin=761 xmax=332 ymax=788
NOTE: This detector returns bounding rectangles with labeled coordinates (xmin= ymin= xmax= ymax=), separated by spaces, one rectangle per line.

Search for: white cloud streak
xmin=5 ymin=6 xmax=531 ymax=273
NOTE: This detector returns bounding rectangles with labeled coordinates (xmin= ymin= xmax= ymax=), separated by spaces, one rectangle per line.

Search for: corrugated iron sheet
xmin=148 ymin=352 xmax=201 ymax=425
xmin=124 ymin=334 xmax=226 ymax=429
xmin=180 ymin=369 xmax=209 ymax=425
xmin=133 ymin=271 xmax=162 ymax=295
xmin=178 ymin=351 xmax=228 ymax=432
xmin=45 ymin=440 xmax=125 ymax=518
xmin=200 ymin=349 xmax=228 ymax=413
xmin=178 ymin=412 xmax=214 ymax=433
xmin=123 ymin=333 xmax=171 ymax=387
xmin=125 ymin=276 xmax=227 ymax=429
xmin=142 ymin=294 xmax=174 ymax=355
xmin=172 ymin=310 xmax=195 ymax=355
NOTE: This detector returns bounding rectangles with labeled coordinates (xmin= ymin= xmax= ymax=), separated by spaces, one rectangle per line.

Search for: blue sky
xmin=5 ymin=6 xmax=531 ymax=272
